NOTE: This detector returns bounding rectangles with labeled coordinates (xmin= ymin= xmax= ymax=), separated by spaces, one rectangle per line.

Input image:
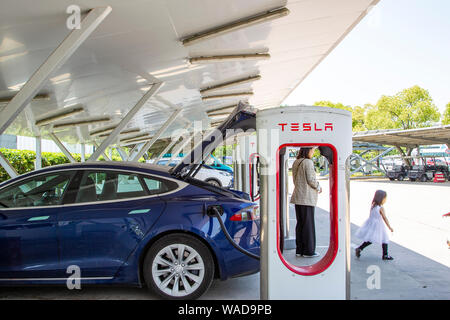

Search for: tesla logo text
xmin=277 ymin=122 xmax=333 ymax=132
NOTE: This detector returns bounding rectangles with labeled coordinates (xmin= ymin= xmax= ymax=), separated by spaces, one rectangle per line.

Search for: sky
xmin=283 ymin=0 xmax=450 ymax=113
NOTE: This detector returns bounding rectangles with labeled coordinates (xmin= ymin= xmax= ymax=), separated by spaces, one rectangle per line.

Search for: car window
xmin=0 ymin=172 xmax=74 ymax=208
xmin=142 ymin=176 xmax=178 ymax=195
xmin=117 ymin=173 xmax=144 ymax=194
xmin=75 ymin=170 xmax=148 ymax=203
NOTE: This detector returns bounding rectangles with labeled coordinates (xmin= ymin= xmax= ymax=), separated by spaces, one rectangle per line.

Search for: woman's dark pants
xmin=295 ymin=205 xmax=316 ymax=256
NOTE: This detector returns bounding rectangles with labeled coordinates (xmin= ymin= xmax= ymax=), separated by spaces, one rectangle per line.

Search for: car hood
xmin=170 ymin=101 xmax=256 ymax=178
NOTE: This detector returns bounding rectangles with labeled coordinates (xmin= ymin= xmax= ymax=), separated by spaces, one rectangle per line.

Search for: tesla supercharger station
xmin=257 ymin=105 xmax=352 ymax=300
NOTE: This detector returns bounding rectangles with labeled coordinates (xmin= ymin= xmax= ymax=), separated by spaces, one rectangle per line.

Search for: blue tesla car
xmin=0 ymin=106 xmax=259 ymax=300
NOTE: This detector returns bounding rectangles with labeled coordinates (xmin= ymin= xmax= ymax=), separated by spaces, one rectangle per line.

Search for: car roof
xmin=0 ymin=161 xmax=172 ymax=187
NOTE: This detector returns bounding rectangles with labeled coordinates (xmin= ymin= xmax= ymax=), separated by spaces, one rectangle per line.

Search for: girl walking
xmin=355 ymin=190 xmax=394 ymax=260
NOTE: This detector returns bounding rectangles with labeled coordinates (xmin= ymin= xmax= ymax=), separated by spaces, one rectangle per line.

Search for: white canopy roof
xmin=0 ymin=0 xmax=379 ymax=145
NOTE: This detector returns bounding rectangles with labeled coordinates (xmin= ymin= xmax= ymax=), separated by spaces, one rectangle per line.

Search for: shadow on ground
xmin=0 ymin=209 xmax=448 ymax=300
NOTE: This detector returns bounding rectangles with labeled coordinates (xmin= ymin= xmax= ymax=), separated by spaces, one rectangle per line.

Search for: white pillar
xmin=35 ymin=136 xmax=42 ymax=170
xmin=81 ymin=143 xmax=86 ymax=162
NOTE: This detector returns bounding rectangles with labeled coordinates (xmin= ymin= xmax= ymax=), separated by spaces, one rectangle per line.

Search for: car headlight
xmin=218 ymin=171 xmax=232 ymax=176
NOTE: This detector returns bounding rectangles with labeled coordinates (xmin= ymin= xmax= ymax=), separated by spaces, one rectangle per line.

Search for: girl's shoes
xmin=382 ymin=255 xmax=394 ymax=260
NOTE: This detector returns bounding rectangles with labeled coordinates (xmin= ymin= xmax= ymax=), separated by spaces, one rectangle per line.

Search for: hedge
xmin=0 ymin=148 xmax=126 ymax=183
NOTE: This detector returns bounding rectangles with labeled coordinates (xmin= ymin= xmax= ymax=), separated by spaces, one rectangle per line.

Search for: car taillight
xmin=230 ymin=205 xmax=259 ymax=221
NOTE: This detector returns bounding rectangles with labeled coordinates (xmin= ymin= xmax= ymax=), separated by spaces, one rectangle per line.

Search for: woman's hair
xmin=371 ymin=190 xmax=387 ymax=208
xmin=297 ymin=147 xmax=314 ymax=159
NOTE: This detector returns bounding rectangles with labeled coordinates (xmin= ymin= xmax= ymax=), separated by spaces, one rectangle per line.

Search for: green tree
xmin=365 ymin=86 xmax=440 ymax=165
xmin=314 ymin=100 xmax=367 ymax=131
xmin=314 ymin=101 xmax=352 ymax=112
xmin=443 ymin=102 xmax=450 ymax=125
xmin=368 ymin=86 xmax=440 ymax=130
xmin=364 ymin=103 xmax=396 ymax=130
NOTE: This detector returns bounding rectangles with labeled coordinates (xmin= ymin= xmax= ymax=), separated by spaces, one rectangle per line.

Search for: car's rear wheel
xmin=420 ymin=175 xmax=427 ymax=182
xmin=143 ymin=234 xmax=214 ymax=300
xmin=398 ymin=175 xmax=404 ymax=181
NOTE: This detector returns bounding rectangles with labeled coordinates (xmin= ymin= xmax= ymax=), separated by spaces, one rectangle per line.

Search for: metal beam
xmin=49 ymin=132 xmax=76 ymax=163
xmin=92 ymin=141 xmax=111 ymax=161
xmin=87 ymin=81 xmax=163 ymax=162
xmin=116 ymin=147 xmax=128 ymax=161
xmin=154 ymin=137 xmax=180 ymax=163
xmin=155 ymin=124 xmax=191 ymax=163
xmin=351 ymin=147 xmax=395 ymax=174
xmin=0 ymin=151 xmax=18 ymax=178
xmin=167 ymin=132 xmax=196 ymax=165
xmin=127 ymin=142 xmax=144 ymax=161
xmin=131 ymin=109 xmax=182 ymax=162
xmin=0 ymin=6 xmax=112 ymax=135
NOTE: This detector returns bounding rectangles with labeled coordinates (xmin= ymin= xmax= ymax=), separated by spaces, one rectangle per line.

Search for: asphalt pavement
xmin=0 ymin=179 xmax=448 ymax=300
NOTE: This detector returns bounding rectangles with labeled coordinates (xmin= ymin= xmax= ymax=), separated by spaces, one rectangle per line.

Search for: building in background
xmin=0 ymin=134 xmax=94 ymax=154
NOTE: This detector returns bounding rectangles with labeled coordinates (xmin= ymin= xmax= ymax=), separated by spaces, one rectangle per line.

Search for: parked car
xmin=408 ymin=165 xmax=433 ymax=182
xmin=386 ymin=165 xmax=409 ymax=181
xmin=0 ymin=107 xmax=259 ymax=300
xmin=157 ymin=158 xmax=233 ymax=188
xmin=203 ymin=155 xmax=233 ymax=174
xmin=426 ymin=158 xmax=446 ymax=166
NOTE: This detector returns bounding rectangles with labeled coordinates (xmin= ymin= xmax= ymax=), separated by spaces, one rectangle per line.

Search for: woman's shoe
xmin=303 ymin=252 xmax=320 ymax=258
xmin=382 ymin=255 xmax=394 ymax=260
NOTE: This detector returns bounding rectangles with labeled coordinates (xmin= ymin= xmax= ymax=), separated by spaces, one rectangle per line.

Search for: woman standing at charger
xmin=290 ymin=147 xmax=322 ymax=258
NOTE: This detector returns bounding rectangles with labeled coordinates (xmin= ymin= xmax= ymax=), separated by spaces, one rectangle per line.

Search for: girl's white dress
xmin=355 ymin=205 xmax=389 ymax=244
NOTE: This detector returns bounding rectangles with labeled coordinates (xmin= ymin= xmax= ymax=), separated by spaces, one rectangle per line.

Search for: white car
xmin=194 ymin=165 xmax=233 ymax=188
xmin=156 ymin=158 xmax=233 ymax=188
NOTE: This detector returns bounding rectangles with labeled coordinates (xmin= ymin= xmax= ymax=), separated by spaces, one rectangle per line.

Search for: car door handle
xmin=128 ymin=209 xmax=151 ymax=215
xmin=27 ymin=216 xmax=50 ymax=222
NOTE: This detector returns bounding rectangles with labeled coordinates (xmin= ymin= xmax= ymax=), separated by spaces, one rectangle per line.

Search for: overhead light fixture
xmin=208 ymin=114 xmax=229 ymax=120
xmin=35 ymin=104 xmax=85 ymax=126
xmin=120 ymin=132 xmax=151 ymax=143
xmin=181 ymin=7 xmax=289 ymax=46
xmin=207 ymin=111 xmax=231 ymax=118
xmin=121 ymin=138 xmax=150 ymax=145
xmin=206 ymin=104 xmax=238 ymax=114
xmin=96 ymin=127 xmax=141 ymax=138
xmin=52 ymin=115 xmax=111 ymax=129
xmin=50 ymin=73 xmax=72 ymax=85
xmin=200 ymin=75 xmax=261 ymax=95
xmin=202 ymin=92 xmax=253 ymax=101
xmin=89 ymin=123 xmax=119 ymax=136
xmin=210 ymin=119 xmax=225 ymax=127
xmin=0 ymin=93 xmax=50 ymax=105
xmin=120 ymin=135 xmax=152 ymax=145
xmin=189 ymin=53 xmax=270 ymax=64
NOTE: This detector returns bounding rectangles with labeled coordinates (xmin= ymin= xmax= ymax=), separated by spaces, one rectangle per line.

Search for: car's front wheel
xmin=205 ymin=179 xmax=221 ymax=187
xmin=143 ymin=234 xmax=215 ymax=300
